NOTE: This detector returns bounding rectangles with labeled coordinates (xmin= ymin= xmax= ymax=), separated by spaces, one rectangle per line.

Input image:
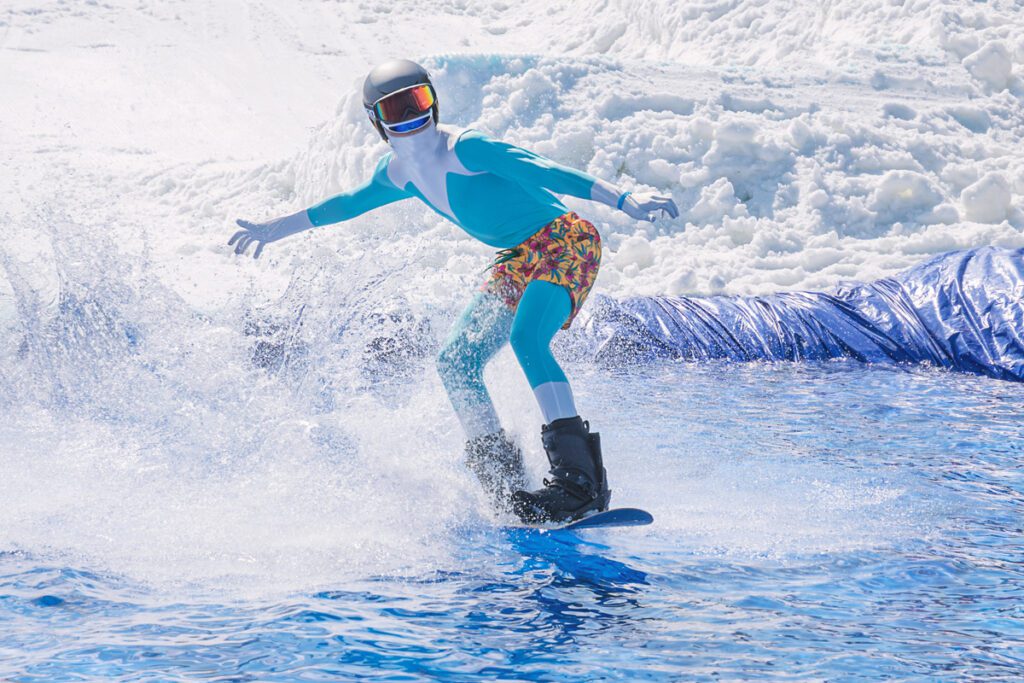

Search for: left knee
xmin=436 ymin=337 xmax=475 ymax=391
xmin=436 ymin=339 xmax=461 ymax=377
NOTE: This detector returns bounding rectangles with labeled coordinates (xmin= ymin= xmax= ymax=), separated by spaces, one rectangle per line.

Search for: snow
xmin=2 ymin=0 xmax=1023 ymax=319
xmin=613 ymin=235 xmax=656 ymax=270
xmin=962 ymin=40 xmax=1014 ymax=93
xmin=869 ymin=171 xmax=945 ymax=224
xmin=961 ymin=172 xmax=1013 ymax=224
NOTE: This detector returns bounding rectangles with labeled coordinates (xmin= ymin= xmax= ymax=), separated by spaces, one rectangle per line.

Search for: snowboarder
xmin=230 ymin=59 xmax=678 ymax=524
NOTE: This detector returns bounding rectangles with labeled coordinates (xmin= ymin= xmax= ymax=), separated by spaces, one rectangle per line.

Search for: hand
xmin=228 ymin=210 xmax=313 ymax=259
xmin=621 ymin=192 xmax=679 ymax=222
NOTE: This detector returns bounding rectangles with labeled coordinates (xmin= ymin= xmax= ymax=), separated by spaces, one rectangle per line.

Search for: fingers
xmin=648 ymin=197 xmax=678 ymax=216
xmin=230 ymin=234 xmax=267 ymax=258
xmin=234 ymin=235 xmax=253 ymax=255
xmin=229 ymin=218 xmax=268 ymax=258
xmin=230 ymin=219 xmax=264 ymax=253
xmin=664 ymin=198 xmax=680 ymax=219
xmin=637 ymin=196 xmax=680 ymax=220
xmin=657 ymin=200 xmax=678 ymax=220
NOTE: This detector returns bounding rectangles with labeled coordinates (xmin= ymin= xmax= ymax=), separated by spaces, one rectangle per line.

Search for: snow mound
xmin=962 ymin=40 xmax=1014 ymax=93
xmin=961 ymin=172 xmax=1012 ymax=224
xmin=547 ymin=0 xmax=1019 ymax=77
xmin=869 ymin=171 xmax=945 ymax=224
xmin=254 ymin=49 xmax=1024 ymax=300
xmin=4 ymin=0 xmax=1023 ymax=310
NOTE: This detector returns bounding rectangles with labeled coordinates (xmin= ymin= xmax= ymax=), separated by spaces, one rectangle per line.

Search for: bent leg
xmin=436 ymin=292 xmax=514 ymax=439
xmin=508 ymin=279 xmax=578 ymax=423
xmin=507 ymin=280 xmax=610 ymax=523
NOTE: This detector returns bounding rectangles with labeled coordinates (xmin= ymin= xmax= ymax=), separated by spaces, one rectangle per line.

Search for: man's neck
xmin=389 ymin=121 xmax=447 ymax=163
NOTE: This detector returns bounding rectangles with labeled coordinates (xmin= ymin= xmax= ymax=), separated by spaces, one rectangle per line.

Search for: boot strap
xmin=544 ymin=467 xmax=597 ymax=501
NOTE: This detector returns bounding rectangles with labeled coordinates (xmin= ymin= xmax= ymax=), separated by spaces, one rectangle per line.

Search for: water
xmin=2 ymin=353 xmax=1022 ymax=680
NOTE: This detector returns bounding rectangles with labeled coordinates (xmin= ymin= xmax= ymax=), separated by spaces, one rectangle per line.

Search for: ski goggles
xmin=367 ymin=84 xmax=436 ymax=125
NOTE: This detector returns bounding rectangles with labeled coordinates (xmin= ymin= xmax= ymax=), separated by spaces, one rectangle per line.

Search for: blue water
xmin=2 ymin=360 xmax=1022 ymax=681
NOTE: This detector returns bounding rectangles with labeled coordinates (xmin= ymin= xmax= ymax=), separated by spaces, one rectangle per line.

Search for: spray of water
xmin=0 ymin=53 xmax=952 ymax=597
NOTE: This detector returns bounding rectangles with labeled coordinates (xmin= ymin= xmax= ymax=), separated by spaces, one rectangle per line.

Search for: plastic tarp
xmin=568 ymin=247 xmax=1024 ymax=382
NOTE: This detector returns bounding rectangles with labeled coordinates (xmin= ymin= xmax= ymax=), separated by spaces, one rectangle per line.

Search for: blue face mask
xmin=385 ymin=113 xmax=432 ymax=135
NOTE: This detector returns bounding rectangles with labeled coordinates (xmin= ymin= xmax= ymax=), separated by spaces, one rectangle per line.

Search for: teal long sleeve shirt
xmin=305 ymin=129 xmax=599 ymax=248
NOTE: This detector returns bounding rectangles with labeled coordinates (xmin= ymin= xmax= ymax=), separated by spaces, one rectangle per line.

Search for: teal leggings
xmin=437 ymin=280 xmax=571 ymax=435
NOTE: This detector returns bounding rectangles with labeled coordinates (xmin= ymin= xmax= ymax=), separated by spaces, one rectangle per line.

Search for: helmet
xmin=362 ymin=59 xmax=439 ymax=141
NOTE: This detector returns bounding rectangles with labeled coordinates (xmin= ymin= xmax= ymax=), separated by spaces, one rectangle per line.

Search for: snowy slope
xmin=3 ymin=1 xmax=1022 ymax=316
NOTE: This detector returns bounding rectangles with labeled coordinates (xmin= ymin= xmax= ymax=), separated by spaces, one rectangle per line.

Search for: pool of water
xmin=2 ymin=357 xmax=1022 ymax=680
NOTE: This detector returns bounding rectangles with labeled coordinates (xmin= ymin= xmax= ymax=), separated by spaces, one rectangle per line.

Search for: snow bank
xmin=546 ymin=0 xmax=1022 ymax=81
xmin=2 ymin=0 xmax=1023 ymax=316
xmin=242 ymin=44 xmax=1023 ymax=303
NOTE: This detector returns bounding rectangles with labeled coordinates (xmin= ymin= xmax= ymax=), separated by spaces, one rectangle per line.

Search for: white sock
xmin=533 ymin=381 xmax=578 ymax=424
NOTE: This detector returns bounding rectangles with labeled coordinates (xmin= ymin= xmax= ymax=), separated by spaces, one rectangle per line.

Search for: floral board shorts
xmin=483 ymin=211 xmax=602 ymax=330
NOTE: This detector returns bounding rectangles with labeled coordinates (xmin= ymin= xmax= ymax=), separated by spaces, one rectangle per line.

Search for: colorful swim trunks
xmin=483 ymin=211 xmax=602 ymax=329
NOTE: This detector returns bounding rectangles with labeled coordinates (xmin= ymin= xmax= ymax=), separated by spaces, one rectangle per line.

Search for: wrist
xmin=278 ymin=210 xmax=315 ymax=235
xmin=617 ymin=191 xmax=633 ymax=211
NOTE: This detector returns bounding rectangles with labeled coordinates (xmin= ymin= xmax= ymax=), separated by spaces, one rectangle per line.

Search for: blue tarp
xmin=569 ymin=247 xmax=1024 ymax=382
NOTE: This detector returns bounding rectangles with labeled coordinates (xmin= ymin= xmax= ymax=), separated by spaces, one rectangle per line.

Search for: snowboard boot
xmin=511 ymin=416 xmax=611 ymax=524
xmin=464 ymin=429 xmax=528 ymax=513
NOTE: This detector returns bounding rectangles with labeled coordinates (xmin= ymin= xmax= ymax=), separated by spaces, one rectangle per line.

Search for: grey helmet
xmin=362 ymin=59 xmax=439 ymax=140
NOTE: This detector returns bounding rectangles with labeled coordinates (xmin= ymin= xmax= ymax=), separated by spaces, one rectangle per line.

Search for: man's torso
xmin=384 ymin=125 xmax=569 ymax=248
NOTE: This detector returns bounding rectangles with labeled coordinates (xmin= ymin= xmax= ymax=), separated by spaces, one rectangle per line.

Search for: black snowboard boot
xmin=465 ymin=429 xmax=528 ymax=513
xmin=511 ymin=416 xmax=611 ymax=524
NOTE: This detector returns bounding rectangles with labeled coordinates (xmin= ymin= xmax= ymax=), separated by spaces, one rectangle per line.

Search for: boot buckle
xmin=548 ymin=467 xmax=597 ymax=501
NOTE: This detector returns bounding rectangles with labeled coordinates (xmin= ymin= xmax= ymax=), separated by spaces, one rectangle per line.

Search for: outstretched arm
xmin=454 ymin=130 xmax=678 ymax=222
xmin=230 ymin=154 xmax=410 ymax=258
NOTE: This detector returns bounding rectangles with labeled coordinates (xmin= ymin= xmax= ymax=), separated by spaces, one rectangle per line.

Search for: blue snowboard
xmin=553 ymin=507 xmax=654 ymax=531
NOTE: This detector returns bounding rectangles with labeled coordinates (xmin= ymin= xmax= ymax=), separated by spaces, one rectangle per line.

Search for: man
xmin=231 ymin=59 xmax=678 ymax=523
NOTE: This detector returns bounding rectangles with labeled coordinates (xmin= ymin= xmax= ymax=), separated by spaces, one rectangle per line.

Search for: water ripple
xmin=2 ymin=363 xmax=1023 ymax=680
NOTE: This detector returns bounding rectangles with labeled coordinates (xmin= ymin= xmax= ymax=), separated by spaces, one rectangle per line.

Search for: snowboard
xmin=533 ymin=507 xmax=653 ymax=531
